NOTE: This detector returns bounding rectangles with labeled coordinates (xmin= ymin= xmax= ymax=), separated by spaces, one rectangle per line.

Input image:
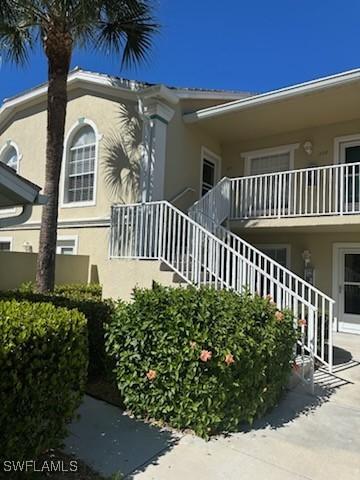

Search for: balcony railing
xmin=230 ymin=161 xmax=360 ymax=220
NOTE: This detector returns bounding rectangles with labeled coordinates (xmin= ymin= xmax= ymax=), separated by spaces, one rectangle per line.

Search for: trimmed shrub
xmin=0 ymin=290 xmax=113 ymax=380
xmin=18 ymin=281 xmax=103 ymax=301
xmin=0 ymin=299 xmax=88 ymax=461
xmin=54 ymin=283 xmax=102 ymax=300
xmin=106 ymin=285 xmax=297 ymax=438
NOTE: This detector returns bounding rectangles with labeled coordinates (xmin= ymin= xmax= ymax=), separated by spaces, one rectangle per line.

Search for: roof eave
xmin=183 ymin=68 xmax=360 ymax=123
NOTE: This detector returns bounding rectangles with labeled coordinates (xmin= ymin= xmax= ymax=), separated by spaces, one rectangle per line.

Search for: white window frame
xmin=56 ymin=235 xmax=78 ymax=255
xmin=60 ymin=119 xmax=101 ymax=208
xmin=200 ymin=147 xmax=221 ymax=198
xmin=0 ymin=236 xmax=13 ymax=251
xmin=333 ymin=134 xmax=360 ymax=165
xmin=242 ymin=143 xmax=299 ymax=176
xmin=0 ymin=141 xmax=22 ymax=174
xmin=256 ymin=244 xmax=291 ymax=268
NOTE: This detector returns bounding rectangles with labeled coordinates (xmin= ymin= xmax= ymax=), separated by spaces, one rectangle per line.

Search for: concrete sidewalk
xmin=64 ymin=333 xmax=360 ymax=480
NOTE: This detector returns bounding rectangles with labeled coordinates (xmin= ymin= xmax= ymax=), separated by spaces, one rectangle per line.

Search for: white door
xmin=339 ymin=141 xmax=360 ymax=211
xmin=338 ymin=248 xmax=360 ymax=334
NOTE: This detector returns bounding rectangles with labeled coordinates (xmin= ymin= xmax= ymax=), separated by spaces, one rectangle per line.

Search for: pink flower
xmin=146 ymin=370 xmax=157 ymax=381
xmin=298 ymin=318 xmax=307 ymax=327
xmin=224 ymin=353 xmax=235 ymax=366
xmin=292 ymin=361 xmax=300 ymax=372
xmin=275 ymin=311 xmax=284 ymax=322
xmin=199 ymin=350 xmax=212 ymax=362
xmin=264 ymin=294 xmax=276 ymax=305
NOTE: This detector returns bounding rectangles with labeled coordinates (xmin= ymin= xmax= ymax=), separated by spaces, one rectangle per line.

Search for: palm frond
xmin=0 ymin=1 xmax=40 ymax=65
xmin=92 ymin=0 xmax=159 ymax=68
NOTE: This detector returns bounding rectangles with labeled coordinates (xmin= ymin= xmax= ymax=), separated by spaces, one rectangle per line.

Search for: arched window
xmin=0 ymin=145 xmax=19 ymax=172
xmin=64 ymin=125 xmax=97 ymax=204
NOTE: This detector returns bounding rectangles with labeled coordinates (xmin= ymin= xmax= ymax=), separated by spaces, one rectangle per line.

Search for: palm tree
xmin=0 ymin=0 xmax=158 ymax=292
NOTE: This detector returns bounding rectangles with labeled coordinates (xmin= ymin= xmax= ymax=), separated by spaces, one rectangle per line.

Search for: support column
xmin=140 ymin=101 xmax=175 ymax=202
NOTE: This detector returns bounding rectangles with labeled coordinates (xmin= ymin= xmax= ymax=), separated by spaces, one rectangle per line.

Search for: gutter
xmin=0 ymin=193 xmax=47 ymax=229
xmin=183 ymin=68 xmax=360 ymax=123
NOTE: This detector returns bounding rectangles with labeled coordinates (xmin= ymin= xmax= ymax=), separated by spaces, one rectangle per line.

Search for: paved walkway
xmin=64 ymin=333 xmax=360 ymax=480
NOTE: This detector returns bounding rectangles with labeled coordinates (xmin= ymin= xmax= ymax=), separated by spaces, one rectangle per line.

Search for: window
xmin=243 ymin=144 xmax=298 ymax=176
xmin=257 ymin=245 xmax=290 ymax=268
xmin=64 ymin=125 xmax=96 ymax=204
xmin=249 ymin=152 xmax=290 ymax=176
xmin=0 ymin=144 xmax=19 ymax=172
xmin=0 ymin=238 xmax=12 ymax=251
xmin=201 ymin=148 xmax=220 ymax=197
xmin=56 ymin=238 xmax=77 ymax=255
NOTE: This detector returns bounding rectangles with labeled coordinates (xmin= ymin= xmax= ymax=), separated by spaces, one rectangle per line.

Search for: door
xmin=338 ymin=248 xmax=360 ymax=334
xmin=339 ymin=141 xmax=360 ymax=211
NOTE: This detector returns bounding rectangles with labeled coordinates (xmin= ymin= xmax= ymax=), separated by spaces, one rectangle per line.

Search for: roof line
xmin=183 ymin=68 xmax=360 ymax=123
xmin=1 ymin=69 xmax=250 ymax=126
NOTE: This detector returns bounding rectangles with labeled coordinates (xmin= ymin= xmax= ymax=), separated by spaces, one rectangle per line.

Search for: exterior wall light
xmin=303 ymin=141 xmax=313 ymax=156
xmin=23 ymin=241 xmax=33 ymax=253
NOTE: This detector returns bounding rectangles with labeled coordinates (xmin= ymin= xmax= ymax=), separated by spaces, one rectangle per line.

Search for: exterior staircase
xmin=109 ymin=177 xmax=335 ymax=380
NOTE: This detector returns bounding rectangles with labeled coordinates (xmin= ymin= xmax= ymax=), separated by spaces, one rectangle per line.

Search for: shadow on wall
xmin=102 ymin=104 xmax=141 ymax=204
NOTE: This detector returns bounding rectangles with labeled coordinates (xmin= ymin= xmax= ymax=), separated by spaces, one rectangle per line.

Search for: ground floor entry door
xmin=337 ymin=247 xmax=360 ymax=334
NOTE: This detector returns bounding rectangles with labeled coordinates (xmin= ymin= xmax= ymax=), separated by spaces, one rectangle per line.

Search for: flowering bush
xmin=106 ymin=285 xmax=297 ymax=438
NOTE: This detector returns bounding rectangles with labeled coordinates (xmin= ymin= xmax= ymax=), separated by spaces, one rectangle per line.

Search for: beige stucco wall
xmin=0 ymin=251 xmax=89 ymax=290
xmin=239 ymin=231 xmax=360 ymax=298
xmin=0 ymin=226 xmax=108 ymax=283
xmin=0 ymin=226 xmax=185 ymax=299
xmin=222 ymin=118 xmax=360 ymax=178
xmin=163 ymin=103 xmax=223 ymax=211
xmin=0 ymin=90 xmax=142 ymax=223
xmin=101 ymin=259 xmax=185 ymax=300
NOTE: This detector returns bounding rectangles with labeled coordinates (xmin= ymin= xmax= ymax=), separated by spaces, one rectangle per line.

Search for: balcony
xmin=229 ymin=161 xmax=360 ymax=222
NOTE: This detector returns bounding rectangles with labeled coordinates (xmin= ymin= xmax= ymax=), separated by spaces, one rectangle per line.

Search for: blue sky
xmin=1 ymin=0 xmax=360 ymax=102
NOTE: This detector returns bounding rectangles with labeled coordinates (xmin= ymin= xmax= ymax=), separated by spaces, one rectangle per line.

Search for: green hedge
xmin=106 ymin=285 xmax=297 ymax=438
xmin=0 ymin=299 xmax=88 ymax=461
xmin=0 ymin=289 xmax=113 ymax=380
xmin=19 ymin=281 xmax=103 ymax=301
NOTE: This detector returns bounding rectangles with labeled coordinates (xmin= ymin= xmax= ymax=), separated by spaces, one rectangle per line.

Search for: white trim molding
xmin=56 ymin=235 xmax=79 ymax=255
xmin=0 ymin=140 xmax=23 ymax=174
xmin=184 ymin=68 xmax=360 ymax=123
xmin=242 ymin=143 xmax=299 ymax=176
xmin=60 ymin=118 xmax=101 ymax=209
xmin=0 ymin=236 xmax=13 ymax=251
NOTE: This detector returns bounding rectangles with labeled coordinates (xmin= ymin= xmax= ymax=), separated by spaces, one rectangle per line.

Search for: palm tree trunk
xmin=36 ymin=48 xmax=71 ymax=292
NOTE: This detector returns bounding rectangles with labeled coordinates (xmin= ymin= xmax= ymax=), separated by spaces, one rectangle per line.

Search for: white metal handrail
xmin=189 ymin=177 xmax=231 ymax=227
xmin=190 ymin=208 xmax=334 ymax=370
xmin=230 ymin=161 xmax=360 ymax=219
xmin=110 ymin=200 xmax=332 ymax=371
